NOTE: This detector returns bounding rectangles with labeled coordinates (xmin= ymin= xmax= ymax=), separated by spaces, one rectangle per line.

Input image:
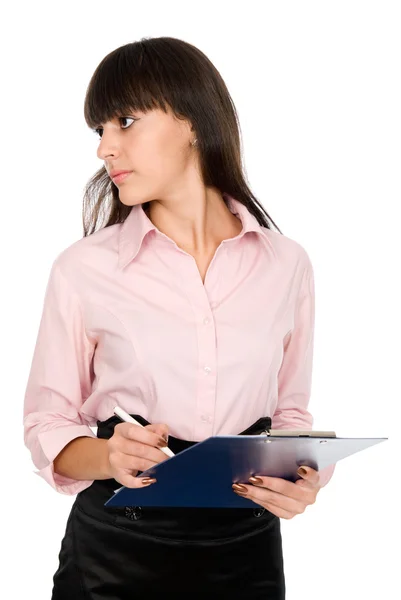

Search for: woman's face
xmin=95 ymin=105 xmax=198 ymax=207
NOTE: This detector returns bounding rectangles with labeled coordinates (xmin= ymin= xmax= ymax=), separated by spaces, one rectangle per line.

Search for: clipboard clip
xmin=259 ymin=428 xmax=337 ymax=438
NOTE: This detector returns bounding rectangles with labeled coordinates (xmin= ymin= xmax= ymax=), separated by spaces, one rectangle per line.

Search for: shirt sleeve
xmin=23 ymin=258 xmax=98 ymax=495
xmin=272 ymin=254 xmax=335 ymax=488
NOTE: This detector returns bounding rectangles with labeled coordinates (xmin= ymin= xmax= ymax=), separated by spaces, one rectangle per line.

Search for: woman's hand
xmin=232 ymin=466 xmax=322 ymax=519
xmin=106 ymin=422 xmax=169 ymax=488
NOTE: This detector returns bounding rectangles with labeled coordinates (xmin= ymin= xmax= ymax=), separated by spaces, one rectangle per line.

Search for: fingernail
xmin=249 ymin=476 xmax=263 ymax=485
xmin=297 ymin=467 xmax=307 ymax=476
xmin=232 ymin=483 xmax=248 ymax=494
xmin=157 ymin=437 xmax=168 ymax=448
xmin=141 ymin=477 xmax=157 ymax=485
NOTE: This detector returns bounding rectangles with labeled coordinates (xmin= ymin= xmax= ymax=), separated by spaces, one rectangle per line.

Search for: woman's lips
xmin=112 ymin=171 xmax=132 ymax=183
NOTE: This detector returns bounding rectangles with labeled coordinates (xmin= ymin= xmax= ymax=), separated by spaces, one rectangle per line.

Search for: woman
xmin=23 ymin=36 xmax=335 ymax=599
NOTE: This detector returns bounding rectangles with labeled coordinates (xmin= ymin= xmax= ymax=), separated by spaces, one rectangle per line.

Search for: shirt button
xmin=203 ymin=317 xmax=210 ymax=325
xmin=201 ymin=415 xmax=212 ymax=423
xmin=203 ymin=366 xmax=212 ymax=374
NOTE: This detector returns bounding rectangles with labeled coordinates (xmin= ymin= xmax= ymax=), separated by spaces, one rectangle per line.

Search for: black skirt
xmin=51 ymin=415 xmax=286 ymax=599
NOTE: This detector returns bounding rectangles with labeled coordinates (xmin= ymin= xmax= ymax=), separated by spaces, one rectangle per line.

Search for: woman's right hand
xmin=106 ymin=422 xmax=170 ymax=488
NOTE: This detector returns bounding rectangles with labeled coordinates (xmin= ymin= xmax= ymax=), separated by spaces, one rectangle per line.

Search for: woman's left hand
xmin=232 ymin=466 xmax=321 ymax=520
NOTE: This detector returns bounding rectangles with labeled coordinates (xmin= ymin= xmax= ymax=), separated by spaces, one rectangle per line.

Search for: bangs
xmin=84 ymin=43 xmax=171 ymax=130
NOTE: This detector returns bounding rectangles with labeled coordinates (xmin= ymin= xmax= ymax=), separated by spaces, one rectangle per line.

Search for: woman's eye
xmin=119 ymin=116 xmax=136 ymax=129
xmin=93 ymin=117 xmax=136 ymax=139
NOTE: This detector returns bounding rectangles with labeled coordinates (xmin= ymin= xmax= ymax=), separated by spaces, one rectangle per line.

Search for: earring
xmin=192 ymin=137 xmax=198 ymax=146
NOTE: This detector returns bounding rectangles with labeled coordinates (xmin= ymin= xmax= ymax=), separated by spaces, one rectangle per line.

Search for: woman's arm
xmin=23 ymin=257 xmax=101 ymax=495
xmin=53 ymin=436 xmax=111 ymax=481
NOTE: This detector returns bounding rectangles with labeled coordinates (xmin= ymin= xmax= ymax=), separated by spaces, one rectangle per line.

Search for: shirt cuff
xmin=34 ymin=462 xmax=95 ymax=495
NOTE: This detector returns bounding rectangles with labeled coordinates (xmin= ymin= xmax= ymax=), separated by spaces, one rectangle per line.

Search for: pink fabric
xmin=23 ymin=193 xmax=335 ymax=495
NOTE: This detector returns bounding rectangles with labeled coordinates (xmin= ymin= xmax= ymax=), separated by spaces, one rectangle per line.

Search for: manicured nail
xmin=249 ymin=476 xmax=263 ymax=485
xmin=297 ymin=467 xmax=307 ymax=476
xmin=141 ymin=477 xmax=157 ymax=485
xmin=157 ymin=437 xmax=168 ymax=448
xmin=232 ymin=483 xmax=248 ymax=494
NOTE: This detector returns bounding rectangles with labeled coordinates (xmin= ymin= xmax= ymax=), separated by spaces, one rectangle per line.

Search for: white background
xmin=1 ymin=1 xmax=399 ymax=598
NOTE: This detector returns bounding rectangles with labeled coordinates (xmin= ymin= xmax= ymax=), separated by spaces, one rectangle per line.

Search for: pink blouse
xmin=23 ymin=193 xmax=335 ymax=495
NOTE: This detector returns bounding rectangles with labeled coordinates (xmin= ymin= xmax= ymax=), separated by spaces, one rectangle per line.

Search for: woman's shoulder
xmin=260 ymin=225 xmax=313 ymax=270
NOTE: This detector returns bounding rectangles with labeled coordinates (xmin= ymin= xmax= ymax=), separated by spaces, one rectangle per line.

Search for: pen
xmin=113 ymin=405 xmax=175 ymax=458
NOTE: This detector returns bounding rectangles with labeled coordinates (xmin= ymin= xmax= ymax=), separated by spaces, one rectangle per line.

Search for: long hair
xmin=82 ymin=36 xmax=282 ymax=237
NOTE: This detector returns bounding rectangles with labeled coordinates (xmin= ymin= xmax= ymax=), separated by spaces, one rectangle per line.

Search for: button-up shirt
xmin=23 ymin=193 xmax=335 ymax=495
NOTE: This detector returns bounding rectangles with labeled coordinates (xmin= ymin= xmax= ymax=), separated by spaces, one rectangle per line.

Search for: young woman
xmin=23 ymin=36 xmax=335 ymax=599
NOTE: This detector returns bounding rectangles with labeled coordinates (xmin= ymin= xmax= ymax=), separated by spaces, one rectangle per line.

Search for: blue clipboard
xmin=104 ymin=432 xmax=387 ymax=508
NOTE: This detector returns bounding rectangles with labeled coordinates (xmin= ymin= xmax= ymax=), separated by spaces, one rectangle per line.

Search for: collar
xmin=118 ymin=192 xmax=275 ymax=270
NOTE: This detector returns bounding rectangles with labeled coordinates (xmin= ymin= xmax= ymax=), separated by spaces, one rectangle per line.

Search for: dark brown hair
xmin=82 ymin=36 xmax=282 ymax=237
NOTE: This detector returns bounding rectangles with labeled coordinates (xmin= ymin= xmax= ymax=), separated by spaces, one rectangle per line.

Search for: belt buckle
xmin=124 ymin=506 xmax=143 ymax=520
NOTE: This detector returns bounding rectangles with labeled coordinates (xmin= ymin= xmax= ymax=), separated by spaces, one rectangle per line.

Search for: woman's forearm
xmin=53 ymin=436 xmax=112 ymax=480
